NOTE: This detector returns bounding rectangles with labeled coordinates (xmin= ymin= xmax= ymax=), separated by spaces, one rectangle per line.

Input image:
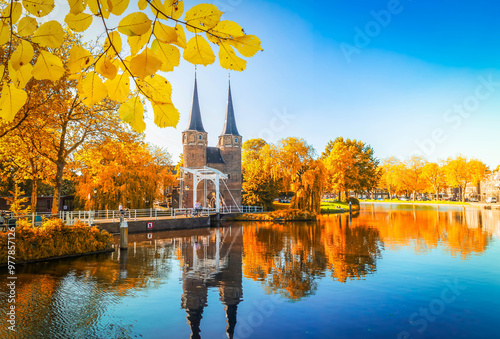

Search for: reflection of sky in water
xmin=0 ymin=207 xmax=499 ymax=339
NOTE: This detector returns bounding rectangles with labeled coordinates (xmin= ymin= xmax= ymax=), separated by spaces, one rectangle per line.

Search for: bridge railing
xmin=1 ymin=205 xmax=264 ymax=228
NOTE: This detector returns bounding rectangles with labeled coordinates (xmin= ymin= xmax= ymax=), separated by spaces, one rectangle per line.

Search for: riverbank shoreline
xmin=0 ymin=248 xmax=114 ymax=268
xmin=360 ymin=201 xmax=500 ymax=210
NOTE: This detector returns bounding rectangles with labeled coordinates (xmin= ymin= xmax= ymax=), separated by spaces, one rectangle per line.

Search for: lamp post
xmin=185 ymin=185 xmax=189 ymax=216
xmin=93 ymin=187 xmax=98 ymax=217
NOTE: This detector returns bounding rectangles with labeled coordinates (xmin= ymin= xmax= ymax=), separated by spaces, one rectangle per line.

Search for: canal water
xmin=1 ymin=205 xmax=499 ymax=339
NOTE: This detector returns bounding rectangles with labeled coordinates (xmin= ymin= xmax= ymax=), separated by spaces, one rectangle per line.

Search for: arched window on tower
xmin=198 ymin=134 xmax=202 ymax=140
xmin=234 ymin=137 xmax=238 ymax=143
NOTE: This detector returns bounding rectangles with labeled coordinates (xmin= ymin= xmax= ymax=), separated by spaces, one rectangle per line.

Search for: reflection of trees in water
xmin=0 ymin=242 xmax=176 ymax=339
xmin=243 ymin=219 xmax=381 ymax=299
xmin=321 ymin=215 xmax=382 ymax=283
xmin=242 ymin=208 xmax=494 ymax=301
xmin=243 ymin=222 xmax=327 ymax=300
xmin=358 ymin=208 xmax=492 ymax=259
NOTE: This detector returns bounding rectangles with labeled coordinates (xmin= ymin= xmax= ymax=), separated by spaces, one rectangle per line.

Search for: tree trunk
xmin=436 ymin=189 xmax=439 ymax=201
xmin=31 ymin=179 xmax=38 ymax=213
xmin=51 ymin=162 xmax=65 ymax=216
xmin=413 ymin=190 xmax=416 ymax=201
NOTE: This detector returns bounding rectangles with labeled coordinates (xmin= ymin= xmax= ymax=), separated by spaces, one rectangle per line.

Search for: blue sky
xmin=143 ymin=0 xmax=500 ymax=168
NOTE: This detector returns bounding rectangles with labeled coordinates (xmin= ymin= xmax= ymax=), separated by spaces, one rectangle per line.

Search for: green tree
xmin=242 ymin=139 xmax=279 ymax=211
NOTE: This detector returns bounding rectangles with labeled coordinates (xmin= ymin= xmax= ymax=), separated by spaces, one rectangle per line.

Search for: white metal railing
xmin=1 ymin=205 xmax=264 ymax=228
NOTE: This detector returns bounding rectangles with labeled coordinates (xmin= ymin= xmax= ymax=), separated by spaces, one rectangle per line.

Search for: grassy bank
xmin=321 ymin=200 xmax=360 ymax=213
xmin=0 ymin=219 xmax=113 ymax=265
xmin=230 ymin=209 xmax=316 ymax=221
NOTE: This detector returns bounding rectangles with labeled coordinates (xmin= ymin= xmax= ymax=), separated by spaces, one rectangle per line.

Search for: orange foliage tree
xmin=74 ymin=135 xmax=175 ymax=210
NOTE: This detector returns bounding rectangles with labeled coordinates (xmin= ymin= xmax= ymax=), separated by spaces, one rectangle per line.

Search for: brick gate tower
xmin=181 ymin=76 xmax=242 ymax=209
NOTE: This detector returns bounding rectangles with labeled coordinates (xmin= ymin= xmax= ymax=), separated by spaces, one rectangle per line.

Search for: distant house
xmin=0 ymin=196 xmax=74 ymax=213
xmin=480 ymin=172 xmax=500 ymax=201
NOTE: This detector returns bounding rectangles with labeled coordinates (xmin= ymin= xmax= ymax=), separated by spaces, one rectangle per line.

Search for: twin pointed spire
xmin=221 ymin=79 xmax=240 ymax=136
xmin=185 ymin=74 xmax=206 ymax=132
xmin=185 ymin=74 xmax=240 ymax=136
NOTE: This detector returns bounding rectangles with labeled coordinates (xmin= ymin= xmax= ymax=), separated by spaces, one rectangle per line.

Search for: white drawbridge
xmin=180 ymin=166 xmax=241 ymax=213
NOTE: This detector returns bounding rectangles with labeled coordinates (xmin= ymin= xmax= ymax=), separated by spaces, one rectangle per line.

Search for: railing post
xmin=106 ymin=209 xmax=108 ymax=219
xmin=135 ymin=210 xmax=137 ymax=221
xmin=112 ymin=210 xmax=115 ymax=222
xmin=155 ymin=209 xmax=157 ymax=220
xmin=150 ymin=208 xmax=152 ymax=218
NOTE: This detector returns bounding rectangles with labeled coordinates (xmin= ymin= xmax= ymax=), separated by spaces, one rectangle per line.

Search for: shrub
xmin=0 ymin=219 xmax=113 ymax=264
xmin=234 ymin=209 xmax=316 ymax=221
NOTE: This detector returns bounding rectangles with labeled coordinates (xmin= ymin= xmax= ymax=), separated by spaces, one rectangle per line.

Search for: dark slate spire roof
xmin=220 ymin=80 xmax=240 ymax=136
xmin=185 ymin=75 xmax=206 ymax=132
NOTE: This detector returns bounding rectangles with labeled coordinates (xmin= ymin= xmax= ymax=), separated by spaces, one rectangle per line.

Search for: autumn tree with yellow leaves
xmin=443 ymin=155 xmax=487 ymax=202
xmin=0 ymin=0 xmax=262 ymax=132
xmin=378 ymin=157 xmax=404 ymax=200
xmin=322 ymin=137 xmax=379 ymax=200
xmin=74 ymin=135 xmax=175 ymax=209
xmin=241 ymin=138 xmax=280 ymax=211
xmin=403 ymin=155 xmax=427 ymax=201
xmin=421 ymin=162 xmax=446 ymax=200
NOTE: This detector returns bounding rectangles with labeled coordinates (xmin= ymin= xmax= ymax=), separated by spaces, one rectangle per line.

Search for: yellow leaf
xmin=11 ymin=64 xmax=33 ymax=89
xmin=130 ymin=49 xmax=162 ymax=79
xmin=229 ymin=35 xmax=263 ymax=57
xmin=22 ymin=0 xmax=55 ymax=18
xmin=142 ymin=74 xmax=172 ymax=103
xmin=17 ymin=17 xmax=38 ymax=37
xmin=88 ymin=0 xmax=110 ymax=18
xmin=119 ymin=96 xmax=145 ymax=132
xmin=152 ymin=101 xmax=179 ymax=128
xmin=150 ymin=0 xmax=168 ymax=20
xmin=172 ymin=24 xmax=186 ymax=48
xmin=68 ymin=45 xmax=94 ymax=74
xmin=138 ymin=0 xmax=147 ymax=10
xmin=10 ymin=40 xmax=34 ymax=71
xmin=128 ymin=28 xmax=151 ymax=55
xmin=67 ymin=0 xmax=86 ymax=15
xmin=209 ymin=20 xmax=244 ymax=40
xmin=118 ymin=55 xmax=132 ymax=72
xmin=105 ymin=73 xmax=130 ymax=102
xmin=32 ymin=21 xmax=64 ymax=48
xmin=150 ymin=39 xmax=180 ymax=72
xmin=118 ymin=12 xmax=151 ymax=36
xmin=0 ymin=82 xmax=27 ymax=122
xmin=80 ymin=72 xmax=108 ymax=106
xmin=219 ymin=43 xmax=246 ymax=71
xmin=2 ymin=3 xmax=23 ymax=24
xmin=0 ymin=65 xmax=4 ymax=78
xmin=95 ymin=56 xmax=118 ymax=80
xmin=103 ymin=31 xmax=122 ymax=57
xmin=183 ymin=35 xmax=215 ymax=66
xmin=65 ymin=12 xmax=93 ymax=32
xmin=32 ymin=50 xmax=64 ymax=81
xmin=0 ymin=22 xmax=10 ymax=45
xmin=153 ymin=22 xmax=177 ymax=43
xmin=164 ymin=0 xmax=184 ymax=20
xmin=108 ymin=0 xmax=130 ymax=16
xmin=185 ymin=3 xmax=222 ymax=33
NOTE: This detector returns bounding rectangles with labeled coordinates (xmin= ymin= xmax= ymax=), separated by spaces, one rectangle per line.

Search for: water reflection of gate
xmin=174 ymin=226 xmax=243 ymax=339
